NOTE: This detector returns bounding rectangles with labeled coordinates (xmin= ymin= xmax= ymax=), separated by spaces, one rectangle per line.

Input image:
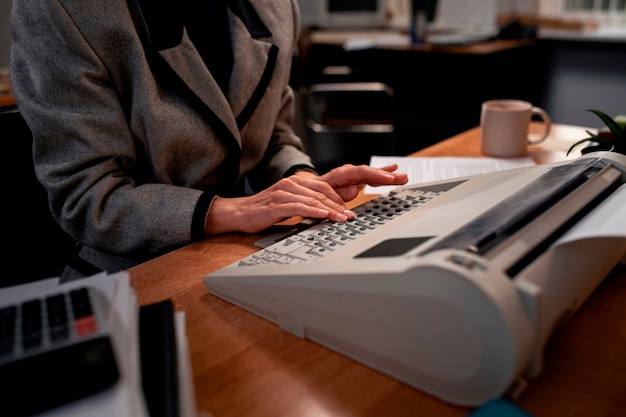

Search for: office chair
xmin=1 ymin=105 xmax=76 ymax=286
xmin=299 ymin=66 xmax=397 ymax=174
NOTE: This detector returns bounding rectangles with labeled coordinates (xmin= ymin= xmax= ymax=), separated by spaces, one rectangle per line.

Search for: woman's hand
xmin=205 ymin=164 xmax=408 ymax=234
xmin=315 ymin=163 xmax=408 ymax=202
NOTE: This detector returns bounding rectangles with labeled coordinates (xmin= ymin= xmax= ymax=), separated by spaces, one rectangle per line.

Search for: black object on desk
xmin=139 ymin=299 xmax=180 ymax=417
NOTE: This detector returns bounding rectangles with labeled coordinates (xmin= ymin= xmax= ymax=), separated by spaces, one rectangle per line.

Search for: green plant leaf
xmin=566 ymin=130 xmax=615 ymax=156
xmin=566 ymin=109 xmax=626 ymax=156
xmin=587 ymin=108 xmax=624 ymax=139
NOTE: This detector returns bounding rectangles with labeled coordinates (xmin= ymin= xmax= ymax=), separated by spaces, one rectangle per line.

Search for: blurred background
xmin=1 ymin=0 xmax=625 ymax=166
xmin=0 ymin=1 xmax=10 ymax=76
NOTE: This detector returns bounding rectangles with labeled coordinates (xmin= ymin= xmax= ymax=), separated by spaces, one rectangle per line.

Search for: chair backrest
xmin=305 ymin=81 xmax=396 ymax=134
xmin=1 ymin=105 xmax=76 ymax=286
xmin=300 ymin=68 xmax=397 ymax=173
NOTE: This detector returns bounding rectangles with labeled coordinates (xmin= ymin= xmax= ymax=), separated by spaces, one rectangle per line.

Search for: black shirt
xmin=183 ymin=0 xmax=233 ymax=93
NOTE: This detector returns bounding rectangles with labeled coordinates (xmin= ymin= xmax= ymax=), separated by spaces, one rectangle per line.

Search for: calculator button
xmin=0 ymin=306 xmax=16 ymax=356
xmin=75 ymin=316 xmax=98 ymax=337
xmin=21 ymin=299 xmax=43 ymax=350
xmin=46 ymin=293 xmax=70 ymax=341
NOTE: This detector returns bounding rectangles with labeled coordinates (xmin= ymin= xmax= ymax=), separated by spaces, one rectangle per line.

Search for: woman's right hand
xmin=204 ymin=174 xmax=354 ymax=234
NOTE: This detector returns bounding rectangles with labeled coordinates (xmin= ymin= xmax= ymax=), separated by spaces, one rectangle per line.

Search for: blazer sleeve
xmin=10 ymin=0 xmax=205 ymax=259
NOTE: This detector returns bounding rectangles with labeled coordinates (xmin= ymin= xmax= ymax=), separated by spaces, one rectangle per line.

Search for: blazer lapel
xmin=159 ymin=39 xmax=239 ymax=139
xmin=227 ymin=11 xmax=277 ymax=130
xmin=128 ymin=0 xmax=277 ymax=146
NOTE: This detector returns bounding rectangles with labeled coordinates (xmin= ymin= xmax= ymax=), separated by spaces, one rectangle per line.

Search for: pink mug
xmin=480 ymin=99 xmax=551 ymax=157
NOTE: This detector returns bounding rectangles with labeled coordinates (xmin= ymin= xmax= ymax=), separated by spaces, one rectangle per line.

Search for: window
xmin=539 ymin=0 xmax=626 ymax=26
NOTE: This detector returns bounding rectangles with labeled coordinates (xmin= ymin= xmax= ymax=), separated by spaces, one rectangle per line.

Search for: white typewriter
xmin=204 ymin=152 xmax=626 ymax=406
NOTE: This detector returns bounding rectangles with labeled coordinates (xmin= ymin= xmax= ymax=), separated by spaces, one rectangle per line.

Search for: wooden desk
xmin=0 ymin=93 xmax=15 ymax=107
xmin=302 ymin=28 xmax=536 ymax=54
xmin=0 ymin=74 xmax=15 ymax=107
xmin=128 ymin=126 xmax=626 ymax=417
xmin=307 ymin=29 xmax=536 ymax=55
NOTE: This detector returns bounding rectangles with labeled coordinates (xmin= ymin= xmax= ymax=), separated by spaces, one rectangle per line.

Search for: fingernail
xmin=344 ymin=209 xmax=355 ymax=218
xmin=336 ymin=213 xmax=348 ymax=222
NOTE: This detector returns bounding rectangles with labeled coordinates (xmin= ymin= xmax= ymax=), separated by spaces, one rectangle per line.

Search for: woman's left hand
xmin=296 ymin=163 xmax=409 ymax=202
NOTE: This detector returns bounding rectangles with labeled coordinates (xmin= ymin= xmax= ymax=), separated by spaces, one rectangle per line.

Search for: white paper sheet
xmin=176 ymin=311 xmax=198 ymax=417
xmin=366 ymin=155 xmax=536 ymax=195
xmin=555 ymin=183 xmax=626 ymax=245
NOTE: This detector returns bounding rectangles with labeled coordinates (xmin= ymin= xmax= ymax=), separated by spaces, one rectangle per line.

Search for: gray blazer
xmin=10 ymin=0 xmax=313 ymax=273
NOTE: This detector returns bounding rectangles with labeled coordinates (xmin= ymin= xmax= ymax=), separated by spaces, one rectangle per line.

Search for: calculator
xmin=0 ymin=286 xmax=120 ymax=417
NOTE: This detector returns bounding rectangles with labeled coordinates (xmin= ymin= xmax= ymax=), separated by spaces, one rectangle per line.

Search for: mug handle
xmin=528 ymin=107 xmax=551 ymax=144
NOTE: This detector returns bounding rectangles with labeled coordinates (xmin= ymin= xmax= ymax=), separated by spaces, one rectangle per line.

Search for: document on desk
xmin=366 ymin=155 xmax=536 ymax=194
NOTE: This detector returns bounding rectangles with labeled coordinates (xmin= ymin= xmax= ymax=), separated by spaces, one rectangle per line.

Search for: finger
xmin=284 ymin=175 xmax=346 ymax=206
xmin=272 ymin=200 xmax=352 ymax=223
xmin=378 ymin=163 xmax=400 ymax=172
xmin=325 ymin=164 xmax=407 ymax=188
xmin=363 ymin=164 xmax=409 ymax=185
xmin=271 ymin=178 xmax=354 ymax=216
xmin=257 ymin=189 xmax=352 ymax=224
xmin=368 ymin=164 xmax=407 ymax=181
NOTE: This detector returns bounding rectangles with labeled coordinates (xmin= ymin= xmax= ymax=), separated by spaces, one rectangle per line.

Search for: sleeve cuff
xmin=191 ymin=191 xmax=217 ymax=241
xmin=283 ymin=164 xmax=318 ymax=178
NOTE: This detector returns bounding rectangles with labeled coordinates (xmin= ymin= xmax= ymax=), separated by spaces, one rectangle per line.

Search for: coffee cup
xmin=480 ymin=99 xmax=551 ymax=157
